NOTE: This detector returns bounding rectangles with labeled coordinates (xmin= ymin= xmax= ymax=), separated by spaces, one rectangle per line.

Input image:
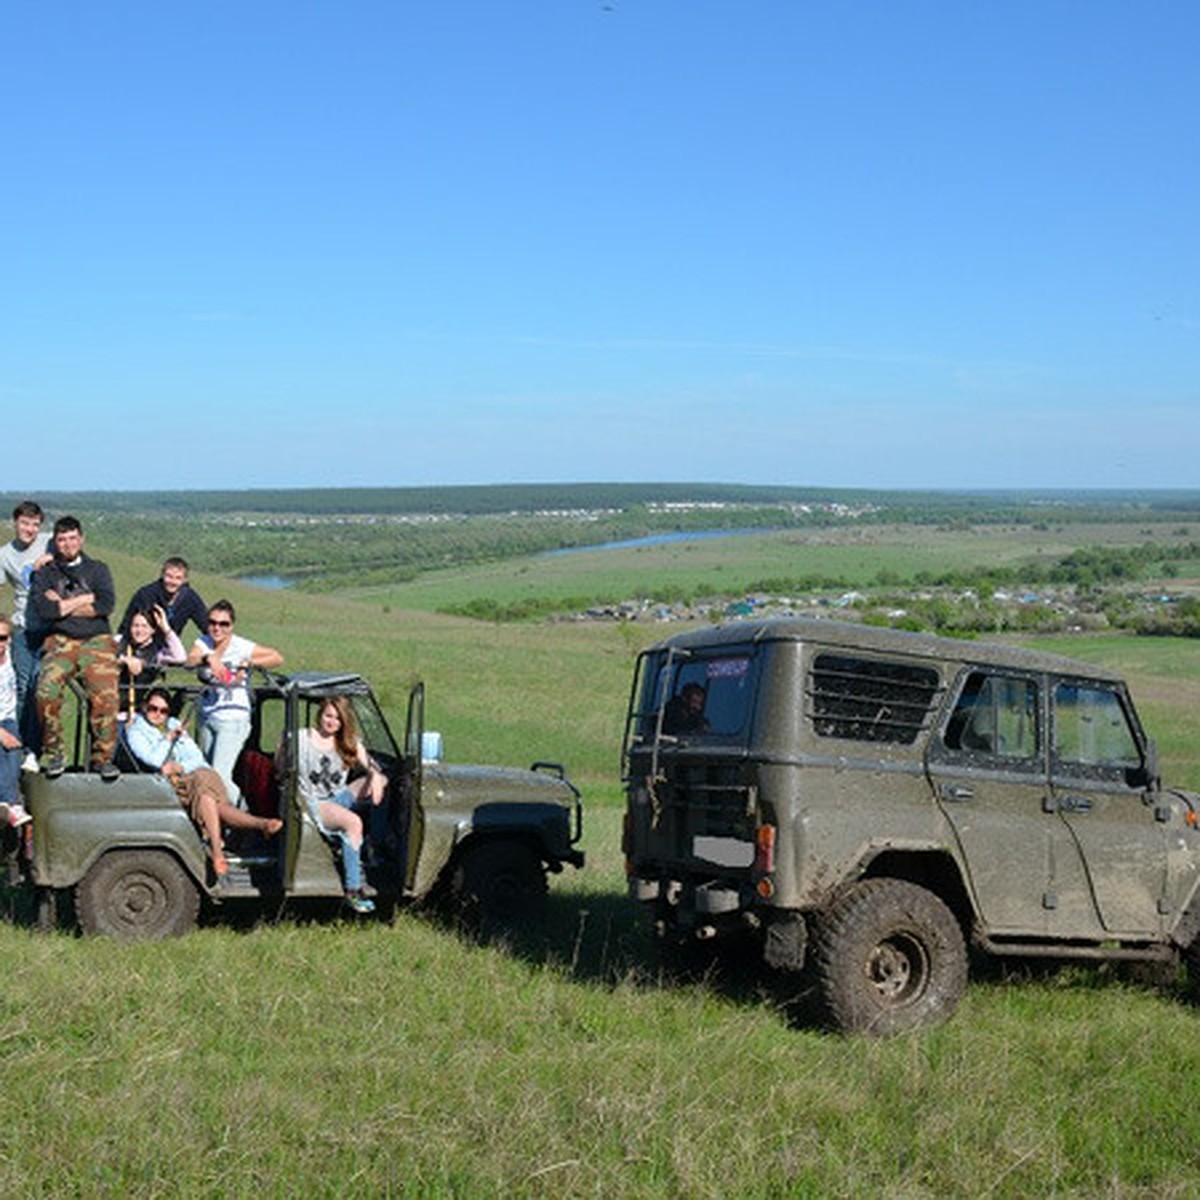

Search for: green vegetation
xmin=4 ymin=488 xmax=1200 ymax=1195
xmin=5 ymin=900 xmax=1200 ymax=1197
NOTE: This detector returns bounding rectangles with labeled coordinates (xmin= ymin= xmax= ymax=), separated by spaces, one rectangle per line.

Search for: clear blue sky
xmin=3 ymin=2 xmax=1197 ymax=492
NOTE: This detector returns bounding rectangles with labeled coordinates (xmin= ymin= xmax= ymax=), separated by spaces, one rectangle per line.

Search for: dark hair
xmin=143 ymin=686 xmax=173 ymax=712
xmin=124 ymin=609 xmax=165 ymax=652
xmin=53 ymin=515 xmax=82 ymax=536
xmin=162 ymin=556 xmax=189 ymax=574
xmin=12 ymin=500 xmax=43 ymax=521
xmin=209 ymin=599 xmax=236 ymax=623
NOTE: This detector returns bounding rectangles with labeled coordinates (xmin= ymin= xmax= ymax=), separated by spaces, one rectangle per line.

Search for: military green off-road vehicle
xmin=19 ymin=671 xmax=583 ymax=940
xmin=623 ymin=617 xmax=1200 ymax=1034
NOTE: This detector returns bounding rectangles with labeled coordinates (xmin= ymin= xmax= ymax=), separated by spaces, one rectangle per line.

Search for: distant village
xmin=567 ymin=583 xmax=1197 ymax=637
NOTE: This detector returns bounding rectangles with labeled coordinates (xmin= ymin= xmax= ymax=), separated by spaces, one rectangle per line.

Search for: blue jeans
xmin=308 ymin=787 xmax=363 ymax=892
xmin=0 ymin=719 xmax=21 ymax=806
xmin=198 ymin=713 xmax=251 ymax=808
xmin=10 ymin=627 xmax=43 ymax=751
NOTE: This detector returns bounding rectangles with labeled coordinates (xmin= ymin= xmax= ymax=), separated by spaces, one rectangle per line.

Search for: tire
xmin=451 ymin=840 xmax=547 ymax=934
xmin=1183 ymin=942 xmax=1200 ymax=1003
xmin=75 ymin=850 xmax=200 ymax=942
xmin=814 ymin=878 xmax=967 ymax=1036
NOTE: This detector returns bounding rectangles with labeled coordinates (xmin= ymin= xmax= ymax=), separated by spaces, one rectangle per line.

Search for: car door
xmin=1048 ymin=678 xmax=1170 ymax=936
xmin=400 ymin=682 xmax=425 ymax=890
xmin=927 ymin=668 xmax=1103 ymax=938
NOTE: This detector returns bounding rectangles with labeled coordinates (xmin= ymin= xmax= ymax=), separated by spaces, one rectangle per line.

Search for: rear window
xmin=641 ymin=651 xmax=757 ymax=739
xmin=809 ymin=653 xmax=940 ymax=745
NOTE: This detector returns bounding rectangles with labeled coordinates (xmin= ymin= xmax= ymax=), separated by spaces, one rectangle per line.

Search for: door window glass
xmin=942 ymin=672 xmax=1038 ymax=761
xmin=1052 ymin=683 xmax=1140 ymax=772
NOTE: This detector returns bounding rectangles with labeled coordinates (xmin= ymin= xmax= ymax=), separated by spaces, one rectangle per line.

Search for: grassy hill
xmin=4 ymin=529 xmax=1200 ymax=1195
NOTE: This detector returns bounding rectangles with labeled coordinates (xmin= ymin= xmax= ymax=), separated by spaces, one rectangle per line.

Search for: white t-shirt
xmin=296 ymin=727 xmax=352 ymax=803
xmin=193 ymin=632 xmax=258 ymax=719
xmin=0 ymin=532 xmax=51 ymax=629
xmin=0 ymin=654 xmax=16 ymax=723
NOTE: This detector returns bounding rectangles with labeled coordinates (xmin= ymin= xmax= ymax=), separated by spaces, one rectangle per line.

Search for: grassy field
xmin=340 ymin=519 xmax=1200 ymax=616
xmin=4 ymin=532 xmax=1200 ymax=1196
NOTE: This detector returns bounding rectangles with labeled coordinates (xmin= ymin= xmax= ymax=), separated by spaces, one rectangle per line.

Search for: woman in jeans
xmin=294 ymin=696 xmax=386 ymax=914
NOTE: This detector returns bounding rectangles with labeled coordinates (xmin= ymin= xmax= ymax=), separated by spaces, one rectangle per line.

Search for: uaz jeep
xmin=623 ymin=617 xmax=1200 ymax=1034
xmin=22 ymin=671 xmax=583 ymax=940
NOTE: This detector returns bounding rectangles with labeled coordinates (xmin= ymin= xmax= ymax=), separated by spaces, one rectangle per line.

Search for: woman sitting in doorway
xmin=293 ymin=696 xmax=387 ymax=914
xmin=126 ymin=687 xmax=282 ymax=877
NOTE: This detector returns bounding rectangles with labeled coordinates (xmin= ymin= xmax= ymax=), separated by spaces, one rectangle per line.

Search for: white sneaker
xmin=6 ymin=803 xmax=32 ymax=827
xmin=21 ymin=753 xmax=38 ymax=773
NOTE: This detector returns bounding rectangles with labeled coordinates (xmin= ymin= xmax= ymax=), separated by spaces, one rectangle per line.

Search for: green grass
xmin=6 ymin=533 xmax=1200 ymax=1195
xmin=3 ymin=832 xmax=1200 ymax=1197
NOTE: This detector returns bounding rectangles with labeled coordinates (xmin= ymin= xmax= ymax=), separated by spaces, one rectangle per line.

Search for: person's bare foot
xmin=211 ymin=851 xmax=229 ymax=876
xmin=260 ymin=818 xmax=283 ymax=837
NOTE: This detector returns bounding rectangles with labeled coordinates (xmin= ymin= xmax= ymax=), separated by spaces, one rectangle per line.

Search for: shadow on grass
xmin=426 ymin=886 xmax=829 ymax=1031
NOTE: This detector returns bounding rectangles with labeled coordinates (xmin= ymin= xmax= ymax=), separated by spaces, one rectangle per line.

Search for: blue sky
xmin=3 ymin=2 xmax=1197 ymax=491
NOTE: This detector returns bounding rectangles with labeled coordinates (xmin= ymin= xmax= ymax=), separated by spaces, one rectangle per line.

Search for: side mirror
xmin=421 ymin=731 xmax=443 ymax=764
xmin=1127 ymin=739 xmax=1160 ymax=790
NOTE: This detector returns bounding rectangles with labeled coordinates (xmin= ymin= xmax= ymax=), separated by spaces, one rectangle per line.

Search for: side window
xmin=298 ymin=694 xmax=400 ymax=763
xmin=942 ymin=672 xmax=1039 ymax=761
xmin=255 ymin=694 xmax=287 ymax=757
xmin=1052 ymin=682 xmax=1140 ymax=775
xmin=809 ymin=654 xmax=940 ymax=745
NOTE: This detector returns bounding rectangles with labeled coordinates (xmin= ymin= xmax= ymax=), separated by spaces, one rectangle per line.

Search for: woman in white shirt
xmin=186 ymin=599 xmax=283 ymax=807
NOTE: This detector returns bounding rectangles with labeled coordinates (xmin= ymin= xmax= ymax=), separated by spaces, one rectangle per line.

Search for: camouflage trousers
xmin=36 ymin=633 xmax=120 ymax=766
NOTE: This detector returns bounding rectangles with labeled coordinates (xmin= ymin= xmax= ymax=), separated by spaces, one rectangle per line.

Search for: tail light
xmin=754 ymin=823 xmax=776 ymax=875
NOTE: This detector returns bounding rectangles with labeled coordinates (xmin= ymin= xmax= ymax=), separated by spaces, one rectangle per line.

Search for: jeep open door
xmin=278 ymin=674 xmax=422 ymax=901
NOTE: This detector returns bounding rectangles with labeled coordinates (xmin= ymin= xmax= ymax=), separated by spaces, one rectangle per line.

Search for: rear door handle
xmin=1058 ymin=794 xmax=1094 ymax=814
xmin=940 ymin=784 xmax=974 ymax=802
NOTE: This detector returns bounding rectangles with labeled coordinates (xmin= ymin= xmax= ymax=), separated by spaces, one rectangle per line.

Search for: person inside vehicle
xmin=291 ymin=695 xmax=387 ymax=914
xmin=662 ymin=682 xmax=710 ymax=735
xmin=125 ymin=687 xmax=282 ymax=878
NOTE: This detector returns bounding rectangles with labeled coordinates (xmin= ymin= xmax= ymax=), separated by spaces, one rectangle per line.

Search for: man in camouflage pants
xmin=30 ymin=516 xmax=121 ymax=779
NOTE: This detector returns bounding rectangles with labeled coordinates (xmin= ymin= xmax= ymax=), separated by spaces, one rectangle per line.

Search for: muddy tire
xmin=1183 ymin=942 xmax=1200 ymax=1003
xmin=450 ymin=840 xmax=547 ymax=933
xmin=76 ymin=850 xmax=200 ymax=942
xmin=815 ymin=878 xmax=967 ymax=1036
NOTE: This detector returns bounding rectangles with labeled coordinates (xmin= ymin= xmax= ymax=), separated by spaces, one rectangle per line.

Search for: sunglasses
xmin=208 ymin=618 xmax=233 ymax=628
xmin=0 ymin=634 xmax=9 ymax=643
xmin=145 ymin=703 xmax=170 ymax=715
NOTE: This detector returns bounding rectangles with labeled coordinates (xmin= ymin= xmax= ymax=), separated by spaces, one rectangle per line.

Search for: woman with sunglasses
xmin=126 ymin=687 xmax=282 ymax=876
xmin=186 ymin=600 xmax=283 ymax=807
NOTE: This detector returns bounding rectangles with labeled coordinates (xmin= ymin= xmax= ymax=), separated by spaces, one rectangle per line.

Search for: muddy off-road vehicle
xmin=623 ymin=617 xmax=1200 ymax=1034
xmin=18 ymin=671 xmax=583 ymax=940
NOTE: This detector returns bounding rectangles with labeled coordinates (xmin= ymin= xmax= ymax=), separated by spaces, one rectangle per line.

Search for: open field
xmin=337 ymin=519 xmax=1200 ymax=617
xmin=5 ymin=512 xmax=1200 ymax=1195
